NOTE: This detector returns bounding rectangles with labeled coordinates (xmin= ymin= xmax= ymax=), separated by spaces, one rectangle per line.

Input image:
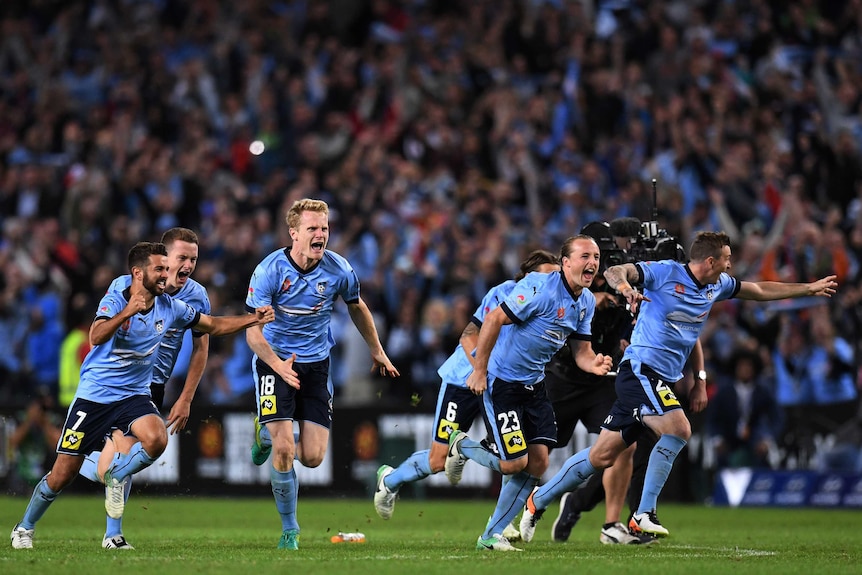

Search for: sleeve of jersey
xmin=500 ymin=277 xmax=542 ymax=325
xmin=192 ymin=289 xmax=212 ymax=338
xmin=175 ymin=300 xmax=202 ymax=330
xmin=341 ymin=266 xmax=360 ymax=305
xmin=94 ymin=292 xmax=124 ymax=321
xmin=719 ymin=273 xmax=741 ymax=300
xmin=245 ymin=265 xmax=276 ymax=313
xmin=635 ymin=261 xmax=654 ymax=288
xmin=573 ymin=294 xmax=595 ymax=339
xmin=473 ymin=285 xmax=503 ymax=324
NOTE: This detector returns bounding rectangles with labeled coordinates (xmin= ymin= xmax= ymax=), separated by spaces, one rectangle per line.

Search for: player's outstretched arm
xmin=737 ymin=275 xmax=838 ymax=301
xmin=196 ymin=305 xmax=275 ymax=336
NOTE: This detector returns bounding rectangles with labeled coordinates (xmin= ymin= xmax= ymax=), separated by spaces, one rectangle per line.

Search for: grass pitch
xmin=1 ymin=495 xmax=859 ymax=575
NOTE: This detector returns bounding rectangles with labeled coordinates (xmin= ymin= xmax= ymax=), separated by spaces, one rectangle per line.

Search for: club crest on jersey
xmin=675 ymin=284 xmax=685 ymax=294
xmin=121 ymin=319 xmax=131 ymax=331
xmin=155 ymin=319 xmax=164 ymax=332
xmin=280 ymin=278 xmax=292 ymax=292
xmin=316 ymin=281 xmax=327 ymax=294
xmin=61 ymin=428 xmax=84 ymax=450
xmin=557 ymin=307 xmax=565 ymax=319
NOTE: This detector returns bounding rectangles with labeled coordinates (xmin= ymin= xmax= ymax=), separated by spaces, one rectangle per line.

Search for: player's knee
xmin=140 ymin=428 xmax=168 ymax=457
xmin=499 ymin=458 xmax=527 ymax=475
xmin=299 ymin=454 xmax=323 ymax=468
xmin=589 ymin=447 xmax=617 ymax=469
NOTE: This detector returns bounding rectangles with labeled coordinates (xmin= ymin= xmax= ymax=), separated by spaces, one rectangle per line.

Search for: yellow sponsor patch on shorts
xmin=437 ymin=419 xmax=459 ymax=441
xmin=658 ymin=389 xmax=679 ymax=407
xmin=260 ymin=395 xmax=277 ymax=416
xmin=61 ymin=428 xmax=85 ymax=450
xmin=501 ymin=430 xmax=527 ymax=455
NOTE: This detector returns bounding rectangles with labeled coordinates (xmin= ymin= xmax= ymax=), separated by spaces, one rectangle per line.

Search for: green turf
xmin=1 ymin=495 xmax=860 ymax=575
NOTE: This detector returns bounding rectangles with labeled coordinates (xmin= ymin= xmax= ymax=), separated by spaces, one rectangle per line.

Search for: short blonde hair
xmin=286 ymin=198 xmax=329 ymax=229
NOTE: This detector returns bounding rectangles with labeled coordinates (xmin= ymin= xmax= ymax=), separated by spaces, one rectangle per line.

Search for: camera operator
xmin=546 ymin=218 xmax=703 ymax=545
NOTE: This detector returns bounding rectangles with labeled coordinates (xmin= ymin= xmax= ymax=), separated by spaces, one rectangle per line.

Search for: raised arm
xmin=736 ymin=275 xmax=838 ymax=301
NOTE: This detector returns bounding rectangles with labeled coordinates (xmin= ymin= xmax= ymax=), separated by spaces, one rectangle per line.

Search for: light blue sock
xmin=19 ymin=475 xmax=61 ymax=529
xmin=533 ymin=447 xmax=595 ymax=510
xmin=637 ymin=434 xmax=687 ymax=514
xmin=105 ymin=478 xmax=133 ymax=537
xmin=79 ymin=451 xmax=101 ymax=482
xmin=109 ymin=443 xmax=156 ymax=482
xmin=385 ymin=450 xmax=432 ymax=491
xmin=483 ymin=471 xmax=537 ymax=539
xmin=271 ymin=465 xmax=299 ymax=532
xmin=460 ymin=436 xmax=501 ymax=472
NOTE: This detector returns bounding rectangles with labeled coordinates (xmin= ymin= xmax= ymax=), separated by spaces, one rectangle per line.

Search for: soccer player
xmin=10 ymin=242 xmax=275 ymax=549
xmin=547 ymin=221 xmax=706 ymax=545
xmin=78 ymin=228 xmax=211 ymax=549
xmin=373 ymin=250 xmax=560 ymax=524
xmin=244 ymin=198 xmax=399 ymax=551
xmin=444 ymin=235 xmax=613 ymax=551
xmin=519 ymin=232 xmax=837 ymax=542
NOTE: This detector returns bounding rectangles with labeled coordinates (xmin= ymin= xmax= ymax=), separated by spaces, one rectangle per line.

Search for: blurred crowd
xmin=1 ymin=0 xmax=861 ymax=470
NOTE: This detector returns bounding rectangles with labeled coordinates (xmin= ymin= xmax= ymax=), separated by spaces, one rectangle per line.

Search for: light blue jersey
xmin=491 ymin=271 xmax=595 ymax=384
xmin=623 ymin=260 xmax=739 ymax=381
xmin=245 ymin=248 xmax=359 ymax=362
xmin=76 ymin=290 xmax=201 ymax=403
xmin=437 ymin=280 xmax=516 ymax=386
xmin=109 ymin=275 xmax=211 ymax=385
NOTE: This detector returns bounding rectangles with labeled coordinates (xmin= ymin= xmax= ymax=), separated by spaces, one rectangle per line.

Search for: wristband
xmin=697 ymin=370 xmax=707 ymax=381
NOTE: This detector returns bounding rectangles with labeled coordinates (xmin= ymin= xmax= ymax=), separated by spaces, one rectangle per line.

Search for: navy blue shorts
xmin=254 ymin=357 xmax=333 ymax=429
xmin=602 ymin=360 xmax=683 ymax=445
xmin=481 ymin=377 xmax=557 ymax=461
xmin=431 ymin=381 xmax=482 ymax=445
xmin=546 ymin=373 xmax=617 ymax=446
xmin=57 ymin=395 xmax=160 ymax=456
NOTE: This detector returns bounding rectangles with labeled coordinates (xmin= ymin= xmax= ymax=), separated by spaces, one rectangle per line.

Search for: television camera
xmin=580 ymin=180 xmax=686 ymax=272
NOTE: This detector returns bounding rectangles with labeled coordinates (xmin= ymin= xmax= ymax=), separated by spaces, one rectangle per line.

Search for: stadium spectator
xmin=707 ymin=346 xmax=783 ymax=469
xmin=0 ymin=2 xmax=858 ymax=482
xmin=7 ymin=393 xmax=61 ymax=495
